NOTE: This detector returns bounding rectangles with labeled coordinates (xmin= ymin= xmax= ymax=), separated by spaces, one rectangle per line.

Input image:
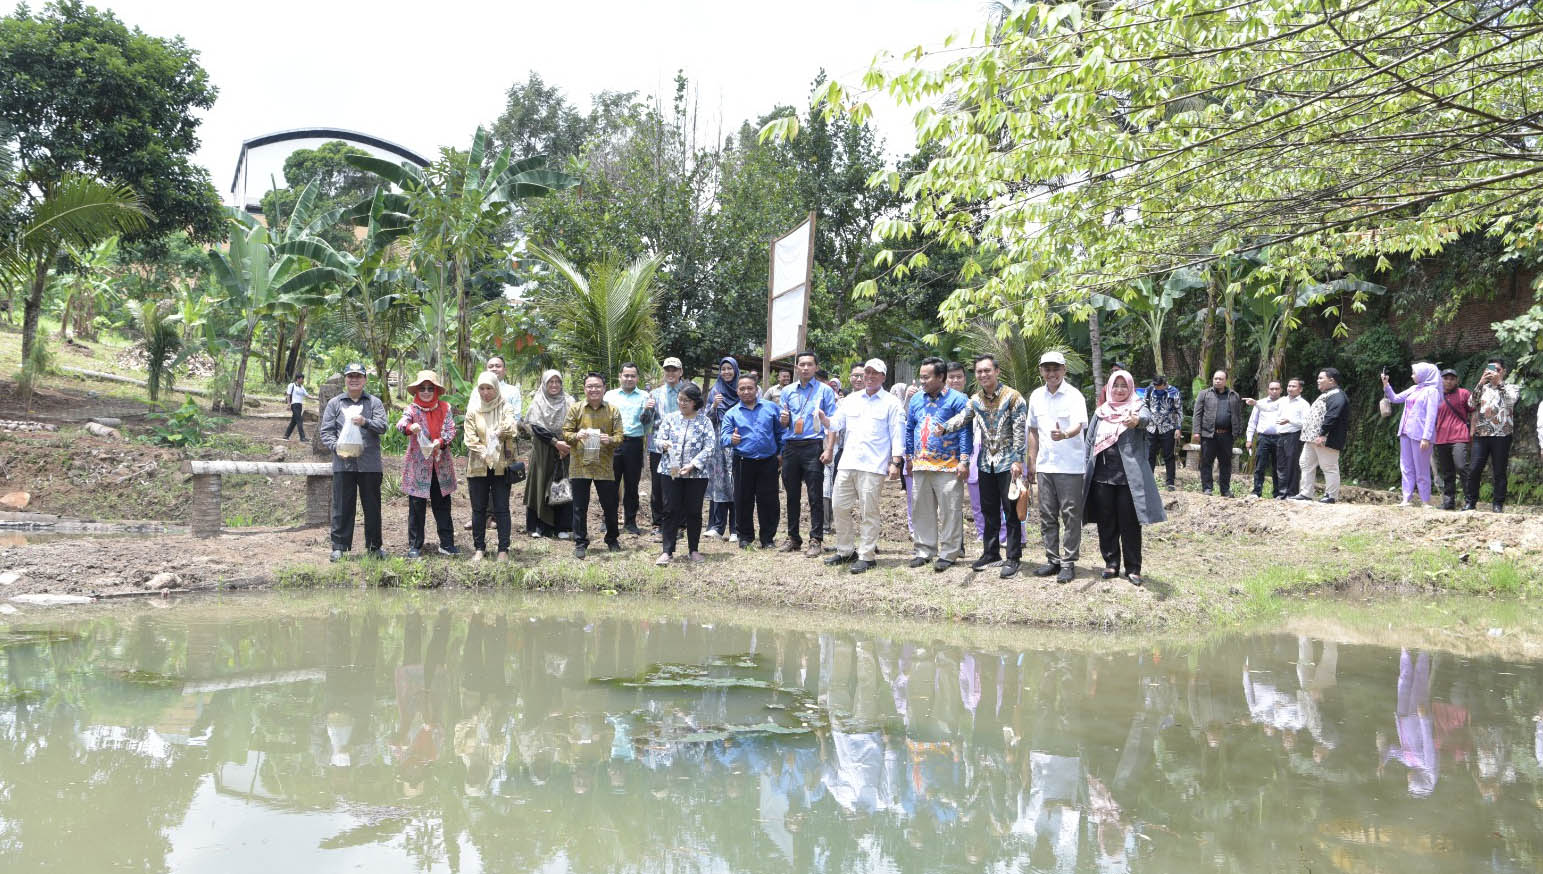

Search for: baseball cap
xmin=863 ymin=358 xmax=888 ymax=375
xmin=1439 ymin=368 xmax=1458 ymax=377
xmin=661 ymin=356 xmax=683 ymax=369
xmin=1152 ymin=374 xmax=1168 ymax=385
xmin=343 ymin=363 xmax=367 ymax=376
xmin=1039 ymin=351 xmax=1067 ymax=366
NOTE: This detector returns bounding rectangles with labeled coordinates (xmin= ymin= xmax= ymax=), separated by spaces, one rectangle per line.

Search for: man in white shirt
xmin=1244 ymin=380 xmax=1286 ymax=498
xmin=283 ymin=373 xmax=308 ymax=441
xmin=1275 ymin=377 xmax=1311 ymax=499
xmin=1026 ymin=351 xmax=1087 ymax=584
xmin=819 ymin=359 xmax=904 ymax=574
xmin=486 ymin=355 xmax=523 ymax=421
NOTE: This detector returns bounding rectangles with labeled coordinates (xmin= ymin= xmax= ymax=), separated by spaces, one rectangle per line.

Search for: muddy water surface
xmin=1 ymin=593 xmax=1541 ymax=873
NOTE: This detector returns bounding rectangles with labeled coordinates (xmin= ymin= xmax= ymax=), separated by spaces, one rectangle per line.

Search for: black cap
xmin=343 ymin=362 xmax=367 ymax=376
xmin=1440 ymin=368 xmax=1458 ymax=377
xmin=1152 ymin=374 xmax=1167 ymax=385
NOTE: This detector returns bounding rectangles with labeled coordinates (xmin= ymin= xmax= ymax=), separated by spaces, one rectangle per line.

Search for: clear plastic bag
xmin=336 ymin=404 xmax=365 ymax=458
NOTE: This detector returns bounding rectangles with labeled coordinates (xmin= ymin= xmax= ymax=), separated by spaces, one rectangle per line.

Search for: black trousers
xmin=1251 ymin=433 xmax=1283 ymax=496
xmin=1468 ymin=434 xmax=1512 ymax=506
xmin=571 ymin=477 xmax=619 ymax=548
xmin=1278 ymin=431 xmax=1303 ymax=497
xmin=330 ymin=470 xmax=382 ymax=552
xmin=1091 ymin=481 xmax=1141 ymax=575
xmin=661 ymin=476 xmax=708 ymax=555
xmin=978 ymin=469 xmax=1023 ymax=561
xmin=468 ymin=474 xmax=512 ymax=552
xmin=1200 ymin=431 xmax=1234 ymax=494
xmin=407 ymin=470 xmax=455 ymax=550
xmin=1147 ymin=429 xmax=1176 ymax=486
xmin=781 ymin=439 xmax=825 ymax=544
xmin=284 ymin=402 xmax=306 ymax=440
xmin=735 ymin=455 xmax=781 ymax=546
xmin=1435 ymin=441 xmax=1471 ymax=505
xmin=648 ymin=451 xmax=665 ymax=526
xmin=611 ymin=436 xmax=645 ymax=527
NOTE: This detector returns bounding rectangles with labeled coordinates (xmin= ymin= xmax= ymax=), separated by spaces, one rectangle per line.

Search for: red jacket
xmin=1434 ymin=387 xmax=1472 ymax=445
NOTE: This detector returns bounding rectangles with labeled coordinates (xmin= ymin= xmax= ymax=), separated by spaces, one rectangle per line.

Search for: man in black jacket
xmin=1290 ymin=367 xmax=1349 ymax=504
xmin=1190 ymin=370 xmax=1245 ymax=496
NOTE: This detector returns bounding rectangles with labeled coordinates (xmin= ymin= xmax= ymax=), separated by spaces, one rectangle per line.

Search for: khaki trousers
xmin=1298 ymin=442 xmax=1341 ymax=499
xmin=911 ymin=470 xmax=964 ymax=560
xmin=833 ymin=469 xmax=884 ymax=561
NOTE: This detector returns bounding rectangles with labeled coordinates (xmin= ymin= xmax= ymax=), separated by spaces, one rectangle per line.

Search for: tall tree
xmin=0 ymin=0 xmax=223 ymax=359
xmin=490 ymin=72 xmax=591 ymax=162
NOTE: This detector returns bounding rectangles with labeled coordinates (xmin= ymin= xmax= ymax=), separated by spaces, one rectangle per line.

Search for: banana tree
xmin=1100 ymin=268 xmax=1207 ymax=375
xmin=1247 ymin=277 xmax=1385 ymax=392
xmin=346 ymin=127 xmax=578 ymax=376
xmin=55 ymin=235 xmax=122 ymax=341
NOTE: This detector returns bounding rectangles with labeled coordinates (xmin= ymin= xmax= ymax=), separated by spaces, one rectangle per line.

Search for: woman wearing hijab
xmin=653 ymin=383 xmax=715 ymax=565
xmin=397 ymin=370 xmax=458 ymax=558
xmin=464 ymin=370 xmax=520 ymax=561
xmin=705 ymin=356 xmax=740 ymax=539
xmin=520 ymin=369 xmax=574 ymax=538
xmin=1082 ymin=369 xmax=1165 ymax=585
xmin=1383 ymin=361 xmax=1441 ymax=506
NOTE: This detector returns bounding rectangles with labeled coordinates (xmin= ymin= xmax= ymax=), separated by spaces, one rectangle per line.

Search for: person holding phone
xmin=1466 ymin=356 xmax=1520 ymax=512
xmin=1382 ymin=362 xmax=1440 ymax=507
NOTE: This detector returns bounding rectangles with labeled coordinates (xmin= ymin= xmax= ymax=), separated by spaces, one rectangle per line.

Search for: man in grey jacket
xmin=319 ymin=363 xmax=389 ymax=561
xmin=1190 ymin=370 xmax=1245 ymax=497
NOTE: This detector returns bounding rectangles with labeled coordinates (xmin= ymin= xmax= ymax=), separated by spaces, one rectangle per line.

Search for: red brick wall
xmin=1399 ymin=271 xmax=1536 ymax=358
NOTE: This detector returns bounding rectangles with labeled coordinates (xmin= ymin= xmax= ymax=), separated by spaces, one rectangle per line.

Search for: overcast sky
xmin=94 ymin=0 xmax=986 ymax=203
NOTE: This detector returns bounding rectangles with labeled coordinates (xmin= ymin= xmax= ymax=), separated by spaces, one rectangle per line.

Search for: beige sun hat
xmin=406 ymin=370 xmax=444 ymax=392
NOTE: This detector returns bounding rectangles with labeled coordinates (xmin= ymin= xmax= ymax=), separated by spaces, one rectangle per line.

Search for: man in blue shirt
xmin=905 ymin=357 xmax=972 ymax=571
xmin=777 ymin=350 xmax=838 ymax=556
xmin=722 ymin=373 xmax=786 ymax=548
xmin=604 ymin=362 xmax=651 ymax=536
xmin=643 ymin=356 xmax=685 ymax=530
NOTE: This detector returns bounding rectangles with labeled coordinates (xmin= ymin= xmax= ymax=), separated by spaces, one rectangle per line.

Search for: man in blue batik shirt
xmin=904 ymin=356 xmax=972 ymax=571
xmin=1144 ymin=375 xmax=1182 ymax=489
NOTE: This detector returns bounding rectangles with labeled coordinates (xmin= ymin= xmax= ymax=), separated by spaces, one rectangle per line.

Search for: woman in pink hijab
xmin=1383 ymin=362 xmax=1440 ymax=506
xmin=1082 ymin=369 xmax=1166 ymax=585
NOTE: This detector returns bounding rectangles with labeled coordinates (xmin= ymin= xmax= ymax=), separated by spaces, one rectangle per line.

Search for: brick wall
xmin=1398 ymin=271 xmax=1536 ymax=359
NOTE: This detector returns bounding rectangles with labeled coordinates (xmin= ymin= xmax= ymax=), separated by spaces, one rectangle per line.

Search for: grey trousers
xmin=1037 ymin=472 xmax=1084 ymax=565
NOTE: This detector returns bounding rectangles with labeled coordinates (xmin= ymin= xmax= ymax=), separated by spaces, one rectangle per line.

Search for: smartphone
xmin=1486 ymin=363 xmax=1500 ymax=373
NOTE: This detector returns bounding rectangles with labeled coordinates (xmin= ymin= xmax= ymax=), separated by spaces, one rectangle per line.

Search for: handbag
xmin=546 ymin=456 xmax=572 ymax=505
xmin=506 ymin=460 xmax=527 ymax=484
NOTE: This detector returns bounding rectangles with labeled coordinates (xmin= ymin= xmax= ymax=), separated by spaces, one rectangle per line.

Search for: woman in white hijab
xmin=520 ymin=369 xmax=574 ymax=538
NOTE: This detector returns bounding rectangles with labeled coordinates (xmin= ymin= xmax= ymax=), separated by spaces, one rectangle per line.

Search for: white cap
xmin=863 ymin=358 xmax=888 ymax=375
xmin=1039 ymin=351 xmax=1067 ymax=366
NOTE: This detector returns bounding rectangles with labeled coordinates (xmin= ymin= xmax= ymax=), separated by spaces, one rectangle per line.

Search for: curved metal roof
xmin=229 ymin=127 xmax=432 ymax=194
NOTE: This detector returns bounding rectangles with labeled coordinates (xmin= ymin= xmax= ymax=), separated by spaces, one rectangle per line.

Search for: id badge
xmin=793 ymin=418 xmax=805 ymax=436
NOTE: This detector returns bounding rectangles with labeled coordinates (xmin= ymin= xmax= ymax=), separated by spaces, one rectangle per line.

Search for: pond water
xmin=1 ymin=594 xmax=1541 ymax=873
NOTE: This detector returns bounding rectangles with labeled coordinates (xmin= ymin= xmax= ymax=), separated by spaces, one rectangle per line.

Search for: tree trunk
xmin=455 ymin=255 xmax=471 ymax=381
xmin=21 ymin=257 xmax=50 ymax=365
xmin=374 ymin=356 xmax=394 ymax=419
xmin=58 ymin=294 xmax=71 ymax=341
xmin=1266 ymin=307 xmax=1293 ymax=387
xmin=1199 ymin=271 xmax=1217 ymax=388
xmin=284 ymin=310 xmax=308 ymax=380
xmin=269 ymin=320 xmax=288 ymax=384
xmin=1223 ymin=287 xmax=1236 ymax=387
xmin=229 ymin=319 xmax=257 ymax=413
xmin=1088 ymin=307 xmax=1105 ymax=394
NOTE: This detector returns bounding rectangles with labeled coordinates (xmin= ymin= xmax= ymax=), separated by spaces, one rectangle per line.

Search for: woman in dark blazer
xmin=1083 ymin=369 xmax=1166 ymax=585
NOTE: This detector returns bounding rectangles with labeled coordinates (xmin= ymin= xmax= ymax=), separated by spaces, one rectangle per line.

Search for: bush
xmin=143 ymin=398 xmax=229 ymax=448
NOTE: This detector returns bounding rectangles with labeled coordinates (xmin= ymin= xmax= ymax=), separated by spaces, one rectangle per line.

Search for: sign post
xmin=765 ymin=212 xmax=816 ymax=385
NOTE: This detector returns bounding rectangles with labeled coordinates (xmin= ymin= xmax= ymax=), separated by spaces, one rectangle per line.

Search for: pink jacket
xmin=398 ymin=401 xmax=458 ymax=498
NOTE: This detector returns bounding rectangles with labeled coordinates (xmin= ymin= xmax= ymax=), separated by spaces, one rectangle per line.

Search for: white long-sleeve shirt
xmin=829 ymin=388 xmax=904 ymax=475
xmin=1246 ymin=397 xmax=1284 ymax=441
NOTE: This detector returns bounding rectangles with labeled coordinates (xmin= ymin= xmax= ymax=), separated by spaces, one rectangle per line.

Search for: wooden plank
xmin=181 ymin=460 xmax=332 ymax=476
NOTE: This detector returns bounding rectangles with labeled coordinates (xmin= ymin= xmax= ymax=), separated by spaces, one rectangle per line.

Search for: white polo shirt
xmin=830 ymin=388 xmax=905 ymax=475
xmin=1027 ymin=382 xmax=1089 ymax=475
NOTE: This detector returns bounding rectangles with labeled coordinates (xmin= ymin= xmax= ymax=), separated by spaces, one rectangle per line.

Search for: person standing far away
xmin=1383 ymin=362 xmax=1440 ymax=507
xmin=1432 ymin=368 xmax=1473 ymax=511
xmin=1291 ymin=367 xmax=1349 ymax=503
xmin=284 ymin=372 xmax=309 ymax=441
xmin=562 ymin=372 xmax=623 ymax=558
xmin=484 ymin=355 xmax=523 ymax=421
xmin=653 ymin=383 xmax=714 ymax=565
xmin=1466 ymin=356 xmax=1520 ymax=513
xmin=939 ymin=354 xmax=1031 ymax=579
xmin=904 ymin=356 xmax=972 ymax=572
xmin=778 ymin=351 xmax=838 ymax=557
xmin=722 ymin=373 xmax=786 ymax=549
xmin=1025 ymin=351 xmax=1087 ymax=583
xmin=1275 ymin=377 xmax=1312 ymax=499
xmin=644 ymin=357 xmax=685 ymax=533
xmin=397 ymin=370 xmax=460 ymax=559
xmin=463 ymin=370 xmax=520 ymax=561
xmin=1083 ymin=369 xmax=1166 ymax=586
xmin=319 ymin=363 xmax=389 ymax=561
xmin=705 ymin=357 xmax=741 ymax=540
xmin=1244 ymin=381 xmax=1286 ymax=498
xmin=1144 ymin=375 xmax=1181 ymax=489
xmin=1191 ymin=370 xmax=1244 ymax=496
xmin=604 ymin=362 xmax=650 ymax=536
xmin=765 ymin=367 xmax=792 ymax=405
xmin=819 ymin=359 xmax=905 ymax=574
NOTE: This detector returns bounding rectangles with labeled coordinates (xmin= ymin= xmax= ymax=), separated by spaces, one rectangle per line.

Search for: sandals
xmin=1101 ymin=566 xmax=1120 ymax=580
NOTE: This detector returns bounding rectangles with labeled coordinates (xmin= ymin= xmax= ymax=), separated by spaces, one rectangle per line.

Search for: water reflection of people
xmin=1378 ymin=649 xmax=1437 ymax=797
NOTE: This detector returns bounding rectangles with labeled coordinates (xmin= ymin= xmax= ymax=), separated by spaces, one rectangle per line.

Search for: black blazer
xmin=1320 ymin=389 xmax=1350 ymax=451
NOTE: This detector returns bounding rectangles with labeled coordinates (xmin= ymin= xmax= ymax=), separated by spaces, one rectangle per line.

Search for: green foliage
xmin=528 ymin=246 xmax=662 ymax=379
xmin=13 ymin=334 xmax=53 ymax=411
xmin=964 ymin=320 xmax=1085 ymax=399
xmin=143 ymin=398 xmax=228 ymax=448
xmin=131 ymin=299 xmax=182 ymax=403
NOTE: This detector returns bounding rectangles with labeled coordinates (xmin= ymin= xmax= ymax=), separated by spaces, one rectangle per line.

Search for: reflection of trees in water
xmin=2 ymin=609 xmax=1543 ymax=872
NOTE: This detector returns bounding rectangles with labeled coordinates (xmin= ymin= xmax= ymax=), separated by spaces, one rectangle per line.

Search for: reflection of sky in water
xmin=1 ymin=600 xmax=1542 ymax=873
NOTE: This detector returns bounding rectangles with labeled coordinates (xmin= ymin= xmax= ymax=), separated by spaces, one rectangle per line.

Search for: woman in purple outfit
xmin=1383 ymin=362 xmax=1440 ymax=507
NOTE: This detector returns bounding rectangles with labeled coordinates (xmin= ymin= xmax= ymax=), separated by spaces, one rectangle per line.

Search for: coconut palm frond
xmin=965 ymin=319 xmax=1087 ymax=394
xmin=528 ymin=245 xmax=662 ymax=379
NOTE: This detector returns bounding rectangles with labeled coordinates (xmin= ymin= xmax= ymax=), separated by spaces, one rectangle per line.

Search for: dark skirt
xmin=525 ymin=438 xmax=570 ymax=531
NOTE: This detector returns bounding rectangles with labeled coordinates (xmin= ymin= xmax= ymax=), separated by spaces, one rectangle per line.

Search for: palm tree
xmin=131 ymin=299 xmax=182 ymax=404
xmin=526 ymin=246 xmax=662 ymax=379
xmin=0 ymin=173 xmax=151 ymax=364
xmin=965 ymin=319 xmax=1087 ymax=395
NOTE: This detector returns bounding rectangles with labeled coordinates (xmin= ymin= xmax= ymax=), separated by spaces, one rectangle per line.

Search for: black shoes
xmin=1441 ymin=497 xmax=1456 ymax=511
xmin=1056 ymin=564 xmax=1076 ymax=584
xmin=934 ymin=559 xmax=954 ymax=572
xmin=849 ymin=559 xmax=875 ymax=574
xmin=1000 ymin=560 xmax=1020 ymax=579
xmin=824 ymin=552 xmax=855 ymax=566
xmin=1318 ymin=497 xmax=1336 ymax=504
xmin=574 ymin=545 xmax=588 ymax=559
xmin=1462 ymin=502 xmax=1476 ymax=511
xmin=907 ymin=557 xmax=930 ymax=569
xmin=624 ymin=524 xmax=643 ymax=537
xmin=971 ymin=555 xmax=1001 ymax=571
xmin=1031 ymin=562 xmax=1060 ymax=577
xmin=329 ymin=549 xmax=344 ymax=562
xmin=607 ymin=542 xmax=622 ymax=552
xmin=1493 ymin=503 xmax=1504 ymax=513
